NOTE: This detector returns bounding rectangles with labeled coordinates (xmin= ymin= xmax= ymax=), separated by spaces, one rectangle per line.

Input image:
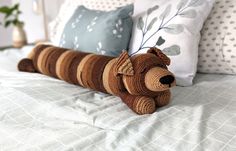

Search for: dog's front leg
xmin=119 ymin=92 xmax=156 ymax=115
xmin=155 ymin=90 xmax=171 ymax=107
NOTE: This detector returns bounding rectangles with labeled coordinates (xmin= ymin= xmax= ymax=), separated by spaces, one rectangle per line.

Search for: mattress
xmin=0 ymin=47 xmax=236 ymax=151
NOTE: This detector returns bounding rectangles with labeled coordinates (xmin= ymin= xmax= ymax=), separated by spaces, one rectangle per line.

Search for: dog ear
xmin=115 ymin=50 xmax=134 ymax=76
xmin=147 ymin=47 xmax=171 ymax=66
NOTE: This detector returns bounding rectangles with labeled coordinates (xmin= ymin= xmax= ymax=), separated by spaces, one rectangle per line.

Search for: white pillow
xmin=129 ymin=0 xmax=215 ymax=86
xmin=49 ymin=0 xmax=134 ymax=45
xmin=49 ymin=0 xmax=82 ymax=45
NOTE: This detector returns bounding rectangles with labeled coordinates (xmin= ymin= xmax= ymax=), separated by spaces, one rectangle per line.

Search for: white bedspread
xmin=0 ymin=47 xmax=236 ymax=151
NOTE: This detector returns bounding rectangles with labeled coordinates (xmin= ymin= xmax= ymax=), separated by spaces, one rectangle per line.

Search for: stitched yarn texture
xmin=18 ymin=45 xmax=176 ymax=115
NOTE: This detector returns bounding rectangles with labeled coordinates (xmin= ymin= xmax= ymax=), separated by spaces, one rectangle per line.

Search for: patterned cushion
xmin=49 ymin=0 xmax=134 ymax=45
xmin=59 ymin=5 xmax=133 ymax=57
xmin=198 ymin=0 xmax=236 ymax=74
xmin=129 ymin=0 xmax=215 ymax=86
xmin=82 ymin=0 xmax=134 ymax=11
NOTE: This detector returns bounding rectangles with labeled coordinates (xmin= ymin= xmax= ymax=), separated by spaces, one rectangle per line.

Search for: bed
xmin=0 ymin=46 xmax=235 ymax=151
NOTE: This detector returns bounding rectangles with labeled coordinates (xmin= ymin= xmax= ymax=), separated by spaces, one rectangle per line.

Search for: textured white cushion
xmin=198 ymin=0 xmax=236 ymax=74
xmin=49 ymin=0 xmax=134 ymax=45
xmin=49 ymin=0 xmax=82 ymax=45
xmin=129 ymin=0 xmax=215 ymax=86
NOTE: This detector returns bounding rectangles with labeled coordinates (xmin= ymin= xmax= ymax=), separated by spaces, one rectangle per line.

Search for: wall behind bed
xmin=0 ymin=0 xmax=13 ymax=46
xmin=0 ymin=0 xmax=64 ymax=47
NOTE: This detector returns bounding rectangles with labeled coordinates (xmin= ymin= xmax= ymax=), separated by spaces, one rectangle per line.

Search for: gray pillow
xmin=59 ymin=5 xmax=133 ymax=57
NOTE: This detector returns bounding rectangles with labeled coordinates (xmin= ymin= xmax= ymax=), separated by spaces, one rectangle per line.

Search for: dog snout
xmin=159 ymin=75 xmax=175 ymax=85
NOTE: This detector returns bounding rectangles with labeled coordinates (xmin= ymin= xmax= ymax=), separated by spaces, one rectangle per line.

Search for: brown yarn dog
xmin=18 ymin=44 xmax=176 ymax=115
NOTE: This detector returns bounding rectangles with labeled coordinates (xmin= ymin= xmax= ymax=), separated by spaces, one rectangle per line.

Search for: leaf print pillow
xmin=129 ymin=0 xmax=215 ymax=86
xmin=60 ymin=5 xmax=133 ymax=57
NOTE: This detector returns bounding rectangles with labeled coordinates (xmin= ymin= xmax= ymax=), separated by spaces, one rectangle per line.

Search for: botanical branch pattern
xmin=131 ymin=0 xmax=204 ymax=56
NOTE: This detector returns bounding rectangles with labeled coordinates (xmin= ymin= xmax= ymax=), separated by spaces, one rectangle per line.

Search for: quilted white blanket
xmin=0 ymin=47 xmax=235 ymax=151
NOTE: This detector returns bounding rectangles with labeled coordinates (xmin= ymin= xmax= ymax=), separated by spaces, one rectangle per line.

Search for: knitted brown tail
xmin=18 ymin=58 xmax=36 ymax=73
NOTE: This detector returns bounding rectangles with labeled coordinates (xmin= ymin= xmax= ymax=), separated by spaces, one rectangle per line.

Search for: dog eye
xmin=158 ymin=64 xmax=167 ymax=69
xmin=140 ymin=67 xmax=148 ymax=74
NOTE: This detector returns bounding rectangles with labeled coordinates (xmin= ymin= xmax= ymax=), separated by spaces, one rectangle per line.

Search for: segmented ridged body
xmin=32 ymin=45 xmax=126 ymax=95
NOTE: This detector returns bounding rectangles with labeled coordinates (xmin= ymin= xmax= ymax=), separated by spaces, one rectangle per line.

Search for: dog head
xmin=116 ymin=47 xmax=176 ymax=96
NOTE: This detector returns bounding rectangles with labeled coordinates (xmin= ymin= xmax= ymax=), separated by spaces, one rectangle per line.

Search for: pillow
xmin=198 ymin=0 xmax=236 ymax=74
xmin=129 ymin=0 xmax=215 ymax=86
xmin=59 ymin=5 xmax=133 ymax=57
xmin=49 ymin=0 xmax=134 ymax=45
xmin=49 ymin=0 xmax=82 ymax=45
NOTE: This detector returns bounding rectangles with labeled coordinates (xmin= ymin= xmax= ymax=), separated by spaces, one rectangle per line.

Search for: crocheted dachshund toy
xmin=18 ymin=45 xmax=176 ymax=115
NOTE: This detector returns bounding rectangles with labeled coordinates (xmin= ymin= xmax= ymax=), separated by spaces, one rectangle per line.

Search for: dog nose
xmin=159 ymin=75 xmax=175 ymax=85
